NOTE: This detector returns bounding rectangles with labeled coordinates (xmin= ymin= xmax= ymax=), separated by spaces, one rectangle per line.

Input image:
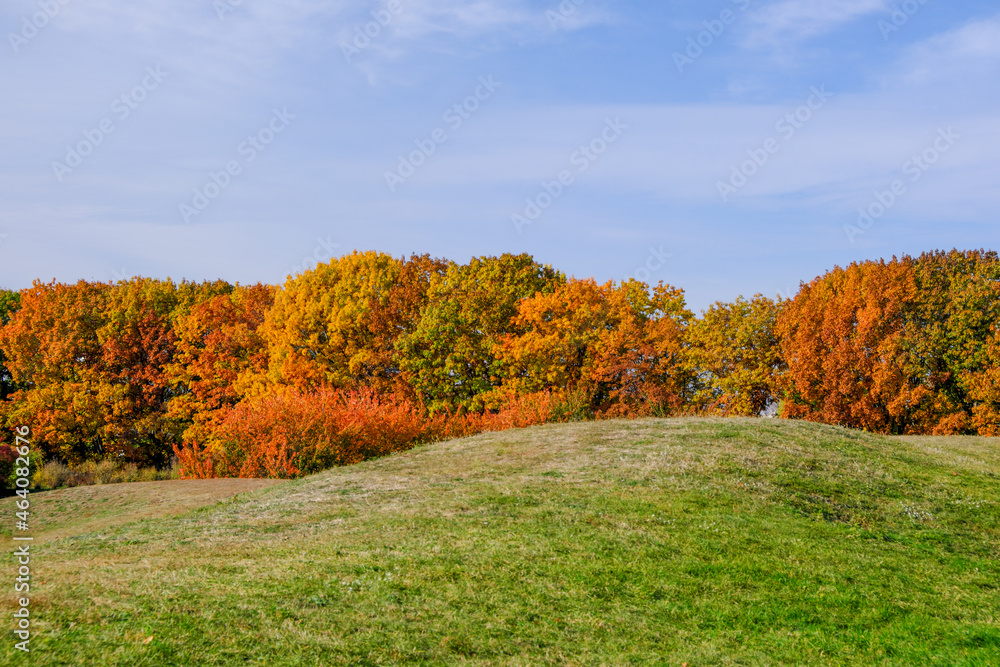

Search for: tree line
xmin=0 ymin=248 xmax=997 ymax=472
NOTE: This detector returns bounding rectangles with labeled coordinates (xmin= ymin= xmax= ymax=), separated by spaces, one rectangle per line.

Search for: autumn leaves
xmin=0 ymin=248 xmax=996 ymax=480
xmin=779 ymin=249 xmax=1000 ymax=435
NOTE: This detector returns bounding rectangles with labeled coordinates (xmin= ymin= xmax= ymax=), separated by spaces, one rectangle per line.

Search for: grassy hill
xmin=2 ymin=419 xmax=998 ymax=665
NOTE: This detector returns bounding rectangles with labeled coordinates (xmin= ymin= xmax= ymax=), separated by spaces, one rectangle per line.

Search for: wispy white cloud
xmin=334 ymin=0 xmax=616 ymax=83
xmin=743 ymin=0 xmax=887 ymax=47
xmin=897 ymin=14 xmax=1000 ymax=83
xmin=388 ymin=0 xmax=533 ymax=39
xmin=544 ymin=1 xmax=617 ymax=33
xmin=376 ymin=0 xmax=614 ymax=40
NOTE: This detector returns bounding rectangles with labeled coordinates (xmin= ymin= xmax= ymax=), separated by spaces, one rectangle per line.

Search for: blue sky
xmin=2 ymin=0 xmax=998 ymax=311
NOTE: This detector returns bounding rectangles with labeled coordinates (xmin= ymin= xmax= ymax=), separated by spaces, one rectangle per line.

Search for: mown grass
xmin=0 ymin=479 xmax=285 ymax=545
xmin=2 ymin=418 xmax=998 ymax=665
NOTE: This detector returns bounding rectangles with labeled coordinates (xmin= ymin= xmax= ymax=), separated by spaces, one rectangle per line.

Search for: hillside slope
xmin=0 ymin=479 xmax=285 ymax=545
xmin=2 ymin=419 xmax=998 ymax=665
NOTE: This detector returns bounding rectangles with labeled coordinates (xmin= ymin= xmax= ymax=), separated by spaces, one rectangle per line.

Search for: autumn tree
xmin=610 ymin=281 xmax=695 ymax=415
xmin=261 ymin=252 xmax=449 ymax=393
xmin=896 ymin=249 xmax=1000 ymax=433
xmin=165 ymin=283 xmax=274 ymax=442
xmin=0 ymin=280 xmax=110 ymax=463
xmin=495 ymin=279 xmax=694 ymax=415
xmin=777 ymin=259 xmax=917 ymax=433
xmin=396 ymin=254 xmax=565 ymax=410
xmin=494 ymin=278 xmax=611 ymax=398
xmin=0 ymin=290 xmax=22 ymax=402
xmin=966 ymin=326 xmax=1000 ymax=435
xmin=88 ymin=278 xmax=239 ymax=465
xmin=686 ymin=295 xmax=785 ymax=416
xmin=0 ymin=278 xmax=232 ymax=465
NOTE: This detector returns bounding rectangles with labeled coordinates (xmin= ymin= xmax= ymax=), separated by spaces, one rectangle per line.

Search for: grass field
xmin=2 ymin=418 xmax=998 ymax=665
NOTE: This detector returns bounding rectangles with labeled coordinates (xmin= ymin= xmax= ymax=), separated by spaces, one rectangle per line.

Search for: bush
xmin=174 ymin=388 xmax=571 ymax=479
xmin=34 ymin=461 xmax=75 ymax=489
xmin=1 ymin=443 xmax=44 ymax=490
xmin=32 ymin=458 xmax=178 ymax=490
xmin=175 ymin=388 xmax=432 ymax=479
xmin=78 ymin=460 xmax=119 ymax=485
xmin=550 ymin=388 xmax=594 ymax=422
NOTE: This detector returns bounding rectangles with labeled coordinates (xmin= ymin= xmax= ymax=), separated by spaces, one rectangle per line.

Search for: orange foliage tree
xmin=779 ymin=250 xmax=1000 ymax=435
xmin=0 ymin=280 xmax=111 ymax=463
xmin=165 ymin=283 xmax=274 ymax=442
xmin=777 ymin=259 xmax=917 ymax=433
xmin=0 ymin=290 xmax=23 ymax=404
xmin=495 ymin=279 xmax=694 ymax=416
xmin=0 ymin=278 xmax=231 ymax=465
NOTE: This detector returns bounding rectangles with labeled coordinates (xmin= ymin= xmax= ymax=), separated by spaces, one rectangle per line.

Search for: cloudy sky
xmin=2 ymin=0 xmax=997 ymax=310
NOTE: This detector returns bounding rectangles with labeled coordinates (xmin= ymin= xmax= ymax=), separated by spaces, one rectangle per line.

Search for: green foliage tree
xmin=897 ymin=249 xmax=1000 ymax=433
xmin=0 ymin=289 xmax=22 ymax=402
xmin=396 ymin=254 xmax=565 ymax=410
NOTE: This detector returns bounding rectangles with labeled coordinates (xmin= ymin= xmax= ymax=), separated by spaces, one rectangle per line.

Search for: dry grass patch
xmin=0 ymin=478 xmax=286 ymax=544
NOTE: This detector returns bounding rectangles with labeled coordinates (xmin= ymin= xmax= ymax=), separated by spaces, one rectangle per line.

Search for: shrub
xmin=550 ymin=388 xmax=594 ymax=422
xmin=32 ymin=458 xmax=177 ymax=490
xmin=34 ymin=461 xmax=75 ymax=489
xmin=1 ymin=443 xmax=43 ymax=490
xmin=174 ymin=388 xmax=570 ymax=479
xmin=77 ymin=460 xmax=120 ymax=485
xmin=175 ymin=388 xmax=431 ymax=479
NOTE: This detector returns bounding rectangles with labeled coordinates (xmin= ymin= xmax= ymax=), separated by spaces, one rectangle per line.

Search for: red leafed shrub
xmin=0 ymin=443 xmax=18 ymax=486
xmin=172 ymin=440 xmax=218 ymax=480
xmin=173 ymin=388 xmax=567 ymax=479
xmin=174 ymin=388 xmax=430 ymax=479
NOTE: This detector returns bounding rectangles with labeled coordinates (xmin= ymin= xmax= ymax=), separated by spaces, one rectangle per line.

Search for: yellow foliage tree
xmin=686 ymin=295 xmax=785 ymax=416
xmin=261 ymin=251 xmax=447 ymax=393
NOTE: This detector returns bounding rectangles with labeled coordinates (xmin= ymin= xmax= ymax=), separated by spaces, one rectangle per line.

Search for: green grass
xmin=2 ymin=418 xmax=998 ymax=665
